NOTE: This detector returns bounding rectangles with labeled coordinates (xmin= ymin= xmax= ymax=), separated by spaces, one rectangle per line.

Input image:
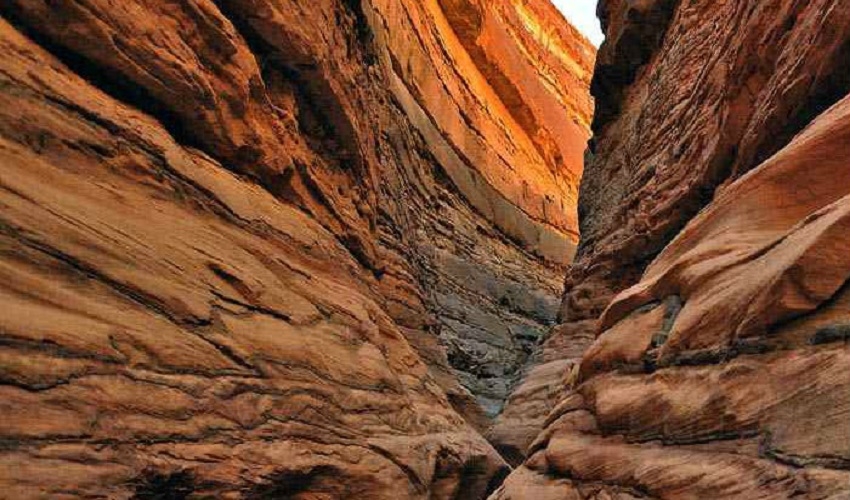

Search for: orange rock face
xmin=0 ymin=0 xmax=593 ymax=498
xmin=493 ymin=0 xmax=850 ymax=498
xmin=375 ymin=0 xmax=593 ymax=262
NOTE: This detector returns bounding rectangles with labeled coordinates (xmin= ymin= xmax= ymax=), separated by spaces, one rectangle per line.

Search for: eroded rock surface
xmin=0 ymin=0 xmax=593 ymax=497
xmin=368 ymin=0 xmax=595 ymax=413
xmin=565 ymin=0 xmax=850 ymax=321
xmin=493 ymin=0 xmax=850 ymax=497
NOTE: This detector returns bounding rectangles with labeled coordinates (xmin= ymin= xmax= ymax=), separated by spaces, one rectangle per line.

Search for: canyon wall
xmin=493 ymin=0 xmax=850 ymax=497
xmin=0 ymin=0 xmax=593 ymax=498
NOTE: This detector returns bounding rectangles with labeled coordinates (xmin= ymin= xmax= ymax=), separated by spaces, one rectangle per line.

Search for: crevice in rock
xmin=482 ymin=463 xmax=512 ymax=499
xmin=590 ymin=0 xmax=680 ymax=137
xmin=764 ymin=447 xmax=850 ymax=472
xmin=130 ymin=469 xmax=196 ymax=500
xmin=493 ymin=444 xmax=525 ymax=469
xmin=247 ymin=466 xmax=350 ymax=499
xmin=211 ymin=0 xmax=381 ymax=275
xmin=0 ymin=222 xmax=208 ymax=327
xmin=431 ymin=450 xmax=511 ymax=500
xmin=341 ymin=0 xmax=377 ymax=58
xmin=810 ymin=323 xmax=850 ymax=345
xmin=213 ymin=0 xmax=366 ymax=181
xmin=290 ymin=68 xmax=364 ymax=176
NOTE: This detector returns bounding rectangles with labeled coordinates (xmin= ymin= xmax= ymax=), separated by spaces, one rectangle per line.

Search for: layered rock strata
xmin=368 ymin=0 xmax=595 ymax=414
xmin=493 ymin=0 xmax=850 ymax=497
xmin=0 ymin=0 xmax=593 ymax=497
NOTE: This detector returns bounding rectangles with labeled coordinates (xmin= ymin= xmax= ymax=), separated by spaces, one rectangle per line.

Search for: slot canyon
xmin=0 ymin=0 xmax=848 ymax=498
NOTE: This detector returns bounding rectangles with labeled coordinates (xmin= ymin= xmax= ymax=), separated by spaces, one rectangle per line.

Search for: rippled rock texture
xmin=493 ymin=0 xmax=850 ymax=497
xmin=0 ymin=0 xmax=593 ymax=497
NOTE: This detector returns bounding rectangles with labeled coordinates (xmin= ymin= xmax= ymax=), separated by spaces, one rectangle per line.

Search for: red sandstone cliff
xmin=0 ymin=0 xmax=593 ymax=497
xmin=493 ymin=0 xmax=850 ymax=497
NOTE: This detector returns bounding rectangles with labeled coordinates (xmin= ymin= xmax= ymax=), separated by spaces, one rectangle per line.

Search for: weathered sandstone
xmin=0 ymin=0 xmax=593 ymax=497
xmin=493 ymin=0 xmax=850 ymax=497
xmin=565 ymin=0 xmax=850 ymax=321
xmin=366 ymin=0 xmax=595 ymax=412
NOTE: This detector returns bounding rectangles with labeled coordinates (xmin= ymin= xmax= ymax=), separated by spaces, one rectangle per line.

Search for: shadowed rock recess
xmin=492 ymin=0 xmax=850 ymax=498
xmin=0 ymin=0 xmax=595 ymax=498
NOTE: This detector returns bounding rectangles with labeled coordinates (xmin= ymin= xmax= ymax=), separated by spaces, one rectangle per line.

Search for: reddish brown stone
xmin=562 ymin=0 xmax=850 ymax=322
xmin=496 ymin=1 xmax=850 ymax=495
xmin=0 ymin=0 xmax=593 ymax=497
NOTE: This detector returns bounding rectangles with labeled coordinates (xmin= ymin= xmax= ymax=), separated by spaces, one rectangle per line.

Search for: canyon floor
xmin=1 ymin=0 xmax=849 ymax=499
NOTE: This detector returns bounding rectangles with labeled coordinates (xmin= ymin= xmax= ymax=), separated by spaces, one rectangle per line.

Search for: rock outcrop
xmin=493 ymin=0 xmax=850 ymax=497
xmin=0 ymin=0 xmax=594 ymax=498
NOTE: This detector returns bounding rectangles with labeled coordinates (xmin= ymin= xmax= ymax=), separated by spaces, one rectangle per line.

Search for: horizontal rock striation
xmin=493 ymin=0 xmax=850 ymax=497
xmin=367 ymin=0 xmax=594 ymax=413
xmin=0 ymin=0 xmax=593 ymax=497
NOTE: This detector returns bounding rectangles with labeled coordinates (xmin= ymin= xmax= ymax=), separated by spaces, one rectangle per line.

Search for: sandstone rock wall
xmin=493 ymin=0 xmax=850 ymax=497
xmin=366 ymin=0 xmax=594 ymax=414
xmin=565 ymin=0 xmax=850 ymax=321
xmin=0 ymin=0 xmax=593 ymax=497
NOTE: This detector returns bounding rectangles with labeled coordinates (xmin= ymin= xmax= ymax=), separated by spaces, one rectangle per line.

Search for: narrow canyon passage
xmin=1 ymin=0 xmax=849 ymax=499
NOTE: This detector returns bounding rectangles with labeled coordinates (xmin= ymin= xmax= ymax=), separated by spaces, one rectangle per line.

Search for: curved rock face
xmin=375 ymin=0 xmax=593 ymax=262
xmin=493 ymin=0 xmax=850 ymax=497
xmin=367 ymin=0 xmax=595 ymax=414
xmin=0 ymin=0 xmax=593 ymax=498
xmin=564 ymin=0 xmax=850 ymax=322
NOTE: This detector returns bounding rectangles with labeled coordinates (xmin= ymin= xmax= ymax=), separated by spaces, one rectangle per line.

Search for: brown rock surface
xmin=564 ymin=0 xmax=850 ymax=321
xmin=487 ymin=320 xmax=595 ymax=466
xmin=495 ymin=92 xmax=850 ymax=500
xmin=374 ymin=0 xmax=593 ymax=263
xmin=368 ymin=0 xmax=595 ymax=414
xmin=0 ymin=0 xmax=594 ymax=497
xmin=493 ymin=1 xmax=850 ymax=497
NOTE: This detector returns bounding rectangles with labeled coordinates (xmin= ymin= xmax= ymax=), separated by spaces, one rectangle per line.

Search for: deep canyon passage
xmin=0 ymin=0 xmax=849 ymax=498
